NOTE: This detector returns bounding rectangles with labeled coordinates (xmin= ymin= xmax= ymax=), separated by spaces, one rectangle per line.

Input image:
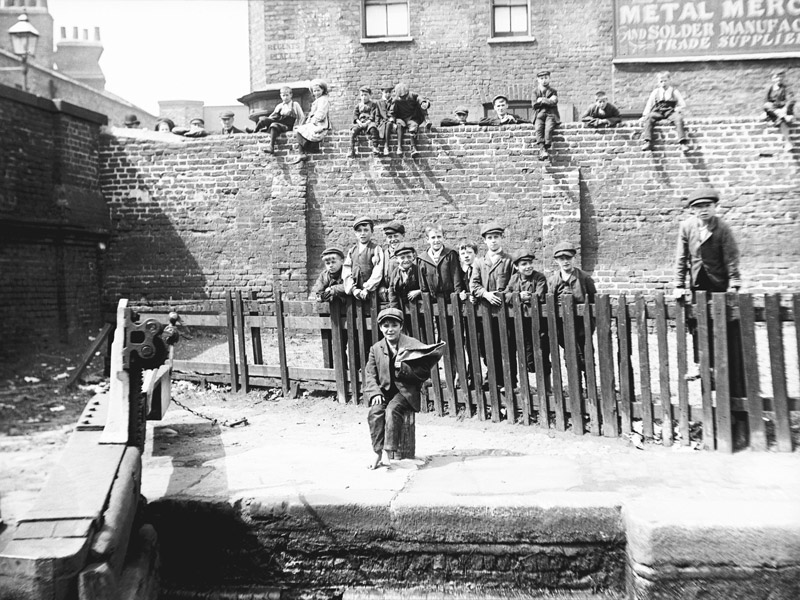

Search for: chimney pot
xmin=72 ymin=26 xmax=78 ymax=39
xmin=60 ymin=26 xmax=66 ymax=39
xmin=94 ymin=27 xmax=101 ymax=42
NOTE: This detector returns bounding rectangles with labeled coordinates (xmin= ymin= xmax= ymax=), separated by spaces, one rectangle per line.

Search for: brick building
xmin=247 ymin=0 xmax=800 ymax=128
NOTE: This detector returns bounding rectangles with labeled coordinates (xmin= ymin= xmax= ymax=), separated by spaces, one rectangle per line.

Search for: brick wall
xmin=0 ymin=83 xmax=108 ymax=358
xmin=248 ymin=0 xmax=799 ymax=129
xmin=100 ymin=118 xmax=800 ymax=304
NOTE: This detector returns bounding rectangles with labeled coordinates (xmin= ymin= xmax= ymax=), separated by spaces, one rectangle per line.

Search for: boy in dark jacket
xmin=548 ymin=241 xmax=596 ymax=373
xmin=533 ymin=70 xmax=560 ymax=161
xmin=387 ymin=243 xmax=422 ymax=316
xmin=764 ymin=69 xmax=795 ymax=152
xmin=581 ymin=91 xmax=621 ymax=128
xmin=349 ymin=86 xmax=381 ymax=158
xmin=390 ymin=82 xmax=427 ymax=158
xmin=309 ymin=247 xmax=348 ymax=302
xmin=507 ymin=249 xmax=550 ymax=386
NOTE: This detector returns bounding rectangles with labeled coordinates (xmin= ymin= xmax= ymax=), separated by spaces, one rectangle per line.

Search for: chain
xmin=170 ymin=396 xmax=249 ymax=428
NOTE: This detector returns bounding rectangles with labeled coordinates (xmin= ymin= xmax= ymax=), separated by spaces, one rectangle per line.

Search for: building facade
xmin=248 ymin=0 xmax=800 ymax=128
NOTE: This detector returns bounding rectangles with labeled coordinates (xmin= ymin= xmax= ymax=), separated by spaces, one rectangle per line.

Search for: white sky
xmin=48 ymin=0 xmax=250 ymax=115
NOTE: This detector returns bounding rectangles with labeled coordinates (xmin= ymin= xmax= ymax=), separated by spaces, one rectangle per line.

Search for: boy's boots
xmin=371 ymin=132 xmax=382 ymax=156
xmin=410 ymin=140 xmax=420 ymax=158
xmin=348 ymin=131 xmax=357 ymax=158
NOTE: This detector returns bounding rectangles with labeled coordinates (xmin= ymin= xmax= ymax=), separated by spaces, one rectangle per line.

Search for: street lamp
xmin=6 ymin=13 xmax=40 ymax=92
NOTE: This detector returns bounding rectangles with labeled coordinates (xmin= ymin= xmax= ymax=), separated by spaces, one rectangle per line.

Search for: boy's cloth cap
xmin=595 ymin=91 xmax=607 ymax=98
xmin=512 ymin=249 xmax=536 ymax=264
xmin=353 ymin=216 xmax=374 ymax=229
xmin=377 ymin=308 xmax=404 ymax=325
xmin=219 ymin=110 xmax=235 ymax=119
xmin=687 ymin=187 xmax=720 ymax=206
xmin=454 ymin=106 xmax=469 ymax=115
xmin=480 ymin=222 xmax=505 ymax=237
xmin=553 ymin=242 xmax=577 ymax=258
xmin=537 ymin=70 xmax=551 ymax=77
xmin=383 ymin=221 xmax=405 ymax=235
xmin=394 ymin=242 xmax=416 ymax=255
xmin=359 ymin=86 xmax=372 ymax=94
xmin=492 ymin=94 xmax=508 ymax=105
xmin=321 ymin=247 xmax=344 ymax=258
xmin=190 ymin=118 xmax=205 ymax=126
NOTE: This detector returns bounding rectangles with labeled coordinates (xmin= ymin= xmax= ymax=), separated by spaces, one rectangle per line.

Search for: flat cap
xmin=480 ymin=222 xmax=505 ymax=237
xmin=687 ymin=187 xmax=720 ymax=207
xmin=383 ymin=221 xmax=406 ymax=235
xmin=492 ymin=94 xmax=508 ymax=105
xmin=595 ymin=90 xmax=607 ymax=98
xmin=537 ymin=70 xmax=551 ymax=77
xmin=190 ymin=118 xmax=205 ymax=126
xmin=512 ymin=249 xmax=536 ymax=264
xmin=377 ymin=307 xmax=404 ymax=325
xmin=454 ymin=106 xmax=469 ymax=115
xmin=219 ymin=110 xmax=235 ymax=119
xmin=320 ymin=247 xmax=344 ymax=258
xmin=359 ymin=85 xmax=372 ymax=94
xmin=353 ymin=216 xmax=374 ymax=229
xmin=553 ymin=241 xmax=577 ymax=258
xmin=394 ymin=242 xmax=417 ymax=255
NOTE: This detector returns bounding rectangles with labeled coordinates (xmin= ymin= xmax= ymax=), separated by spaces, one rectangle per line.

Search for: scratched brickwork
xmin=248 ymin=0 xmax=799 ymax=128
xmin=100 ymin=119 xmax=799 ymax=303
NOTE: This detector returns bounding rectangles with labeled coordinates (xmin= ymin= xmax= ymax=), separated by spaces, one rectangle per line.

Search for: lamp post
xmin=7 ymin=13 xmax=40 ymax=92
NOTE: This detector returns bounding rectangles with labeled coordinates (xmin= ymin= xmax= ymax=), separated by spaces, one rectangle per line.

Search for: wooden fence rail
xmin=137 ymin=290 xmax=799 ymax=453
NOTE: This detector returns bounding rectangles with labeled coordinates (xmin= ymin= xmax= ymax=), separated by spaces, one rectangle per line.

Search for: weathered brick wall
xmin=100 ymin=118 xmax=799 ymax=304
xmin=99 ymin=132 xmax=308 ymax=303
xmin=248 ymin=0 xmax=798 ymax=128
xmin=0 ymin=84 xmax=108 ymax=357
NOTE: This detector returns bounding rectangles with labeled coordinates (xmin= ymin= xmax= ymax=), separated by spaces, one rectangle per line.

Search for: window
xmin=483 ymin=100 xmax=533 ymax=122
xmin=492 ymin=0 xmax=529 ymax=37
xmin=364 ymin=0 xmax=409 ymax=38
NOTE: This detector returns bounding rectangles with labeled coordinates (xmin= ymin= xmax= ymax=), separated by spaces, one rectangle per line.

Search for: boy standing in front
xmin=673 ymin=187 xmax=741 ymax=379
xmin=365 ymin=308 xmax=434 ymax=469
xmin=640 ymin=71 xmax=689 ymax=152
xmin=387 ymin=243 xmax=422 ymax=315
xmin=507 ymin=249 xmax=550 ymax=384
xmin=470 ymin=223 xmax=515 ymax=388
xmin=344 ymin=216 xmax=385 ymax=302
xmin=532 ymin=70 xmax=560 ymax=161
xmin=349 ymin=86 xmax=381 ymax=158
xmin=548 ymin=242 xmax=596 ymax=373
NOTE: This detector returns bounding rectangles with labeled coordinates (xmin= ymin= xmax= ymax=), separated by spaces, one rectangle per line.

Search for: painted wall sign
xmin=613 ymin=0 xmax=800 ymax=61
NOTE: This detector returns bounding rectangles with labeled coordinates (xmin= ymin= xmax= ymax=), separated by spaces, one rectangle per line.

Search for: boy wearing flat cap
xmin=470 ymin=223 xmax=515 ymax=388
xmin=344 ymin=216 xmax=385 ymax=302
xmin=478 ymin=95 xmax=527 ymax=126
xmin=255 ymin=86 xmax=305 ymax=154
xmin=380 ymin=221 xmax=406 ymax=301
xmin=219 ymin=110 xmax=243 ymax=135
xmin=349 ymin=86 xmax=381 ymax=158
xmin=532 ymin=70 xmax=560 ymax=161
xmin=507 ymin=249 xmax=550 ymax=383
xmin=548 ymin=242 xmax=596 ymax=372
xmin=440 ymin=106 xmax=473 ymax=127
xmin=387 ymin=243 xmax=422 ymax=315
xmin=581 ymin=91 xmax=621 ymax=129
xmin=674 ymin=187 xmax=741 ymax=378
xmin=309 ymin=247 xmax=349 ymax=302
xmin=365 ymin=308 xmax=437 ymax=469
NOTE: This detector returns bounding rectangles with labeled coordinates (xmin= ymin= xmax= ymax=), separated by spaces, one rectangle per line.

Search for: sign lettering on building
xmin=613 ymin=0 xmax=800 ymax=61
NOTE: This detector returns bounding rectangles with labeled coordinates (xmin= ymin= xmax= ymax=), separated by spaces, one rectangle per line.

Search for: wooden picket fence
xmin=144 ymin=290 xmax=799 ymax=453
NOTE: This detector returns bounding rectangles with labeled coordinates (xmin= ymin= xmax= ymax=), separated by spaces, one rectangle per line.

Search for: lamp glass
xmin=9 ymin=14 xmax=40 ymax=57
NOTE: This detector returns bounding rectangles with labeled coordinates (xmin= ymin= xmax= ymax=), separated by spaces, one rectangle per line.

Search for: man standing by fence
xmin=674 ymin=187 xmax=742 ymax=384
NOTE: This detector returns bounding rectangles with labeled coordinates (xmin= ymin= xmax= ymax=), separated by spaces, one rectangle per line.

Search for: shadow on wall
xmin=103 ymin=151 xmax=208 ymax=306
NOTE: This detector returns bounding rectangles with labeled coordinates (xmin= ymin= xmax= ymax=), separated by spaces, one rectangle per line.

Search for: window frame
xmin=362 ymin=0 xmax=412 ymax=43
xmin=488 ymin=0 xmax=535 ymax=43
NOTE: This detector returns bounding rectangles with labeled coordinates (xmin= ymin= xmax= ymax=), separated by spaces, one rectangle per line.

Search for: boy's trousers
xmin=368 ymin=393 xmax=414 ymax=454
